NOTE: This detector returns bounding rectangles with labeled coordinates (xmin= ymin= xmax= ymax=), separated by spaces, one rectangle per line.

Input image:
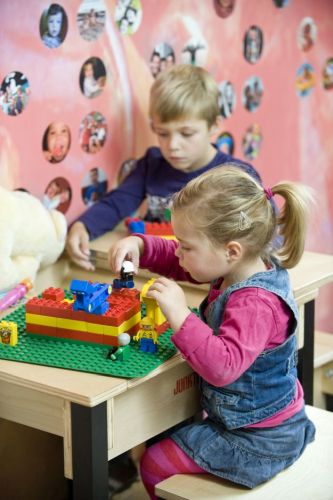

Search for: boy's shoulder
xmin=213 ymin=149 xmax=262 ymax=183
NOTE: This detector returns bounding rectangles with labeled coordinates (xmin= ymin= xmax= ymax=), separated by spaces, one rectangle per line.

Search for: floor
xmin=112 ymin=446 xmax=150 ymax=500
xmin=113 ymin=478 xmax=149 ymax=500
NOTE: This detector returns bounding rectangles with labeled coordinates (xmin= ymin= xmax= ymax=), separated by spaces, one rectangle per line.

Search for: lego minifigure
xmin=113 ymin=260 xmax=135 ymax=289
xmin=134 ymin=316 xmax=158 ymax=353
xmin=107 ymin=332 xmax=131 ymax=361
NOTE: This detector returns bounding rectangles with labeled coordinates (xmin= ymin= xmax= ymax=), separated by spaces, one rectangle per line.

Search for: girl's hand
xmin=108 ymin=236 xmax=144 ymax=275
xmin=147 ymin=277 xmax=190 ymax=332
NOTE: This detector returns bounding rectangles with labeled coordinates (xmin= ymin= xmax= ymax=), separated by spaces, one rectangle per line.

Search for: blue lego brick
xmin=70 ymin=280 xmax=112 ymax=314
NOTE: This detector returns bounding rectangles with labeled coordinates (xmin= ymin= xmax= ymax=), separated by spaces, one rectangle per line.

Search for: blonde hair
xmin=149 ymin=64 xmax=219 ymax=127
xmin=172 ymin=165 xmax=314 ymax=269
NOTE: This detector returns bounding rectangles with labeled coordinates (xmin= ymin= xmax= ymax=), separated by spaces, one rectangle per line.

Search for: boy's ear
xmin=209 ymin=116 xmax=222 ymax=135
xmin=150 ymin=120 xmax=156 ymax=133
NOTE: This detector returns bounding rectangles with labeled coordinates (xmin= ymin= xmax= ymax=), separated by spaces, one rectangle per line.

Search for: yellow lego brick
xmin=152 ymin=306 xmax=166 ymax=326
xmin=26 ymin=313 xmax=56 ymax=327
xmin=103 ymin=311 xmax=141 ymax=336
xmin=57 ymin=318 xmax=87 ymax=332
xmin=86 ymin=322 xmax=103 ymax=334
xmin=140 ymin=279 xmax=155 ymax=299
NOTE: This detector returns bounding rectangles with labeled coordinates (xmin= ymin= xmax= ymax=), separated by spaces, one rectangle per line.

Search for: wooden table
xmin=0 ymin=233 xmax=332 ymax=500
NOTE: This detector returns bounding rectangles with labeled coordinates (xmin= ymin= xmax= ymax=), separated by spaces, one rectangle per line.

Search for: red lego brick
xmin=25 ymin=297 xmax=41 ymax=314
xmin=69 ymin=330 xmax=104 ymax=344
xmin=53 ymin=302 xmax=73 ymax=318
xmin=42 ymin=287 xmax=65 ymax=301
xmin=103 ymin=335 xmax=118 ymax=346
xmin=156 ymin=321 xmax=170 ymax=335
xmin=26 ymin=323 xmax=58 ymax=337
xmin=54 ymin=328 xmax=75 ymax=340
xmin=145 ymin=222 xmax=173 ymax=235
xmin=41 ymin=299 xmax=65 ymax=318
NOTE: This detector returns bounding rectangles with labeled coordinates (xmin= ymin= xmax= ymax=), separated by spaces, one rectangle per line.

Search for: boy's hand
xmin=66 ymin=221 xmax=95 ymax=271
xmin=108 ymin=236 xmax=144 ymax=275
xmin=147 ymin=277 xmax=190 ymax=332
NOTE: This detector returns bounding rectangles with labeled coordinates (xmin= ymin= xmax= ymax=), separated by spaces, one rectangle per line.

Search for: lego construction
xmin=0 ymin=278 xmax=177 ymax=378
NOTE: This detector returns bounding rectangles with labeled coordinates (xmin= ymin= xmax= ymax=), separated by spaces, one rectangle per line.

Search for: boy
xmin=66 ymin=63 xmax=261 ymax=270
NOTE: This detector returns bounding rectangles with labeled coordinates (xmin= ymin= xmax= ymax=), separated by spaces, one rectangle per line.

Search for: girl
xmin=42 ymin=122 xmax=71 ymax=163
xmin=80 ymin=58 xmax=106 ymax=99
xmin=40 ymin=4 xmax=67 ymax=49
xmin=109 ymin=165 xmax=316 ymax=498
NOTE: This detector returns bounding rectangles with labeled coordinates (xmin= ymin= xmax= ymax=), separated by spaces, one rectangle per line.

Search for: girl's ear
xmin=225 ymin=241 xmax=242 ymax=262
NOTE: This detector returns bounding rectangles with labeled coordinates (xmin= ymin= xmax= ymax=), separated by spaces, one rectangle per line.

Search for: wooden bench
xmin=314 ymin=331 xmax=333 ymax=410
xmin=156 ymin=405 xmax=333 ymax=500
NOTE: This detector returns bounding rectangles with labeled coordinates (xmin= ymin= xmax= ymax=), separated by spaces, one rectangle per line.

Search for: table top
xmin=0 ymin=229 xmax=332 ymax=407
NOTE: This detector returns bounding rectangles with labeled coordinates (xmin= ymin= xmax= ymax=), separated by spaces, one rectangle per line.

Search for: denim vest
xmin=199 ymin=261 xmax=299 ymax=430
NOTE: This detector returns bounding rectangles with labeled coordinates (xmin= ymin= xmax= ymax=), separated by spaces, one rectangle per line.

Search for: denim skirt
xmin=171 ymin=406 xmax=315 ymax=488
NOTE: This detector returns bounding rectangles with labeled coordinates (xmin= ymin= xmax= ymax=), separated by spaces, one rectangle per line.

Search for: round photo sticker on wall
xmin=77 ymin=0 xmax=106 ymax=41
xmin=213 ymin=0 xmax=235 ymax=18
xmin=218 ymin=81 xmax=236 ymax=119
xmin=242 ymin=76 xmax=263 ymax=112
xmin=272 ymin=0 xmax=290 ymax=7
xmin=79 ymin=111 xmax=107 ymax=153
xmin=149 ymin=43 xmax=176 ymax=79
xmin=39 ymin=3 xmax=68 ymax=48
xmin=295 ymin=63 xmax=315 ymax=97
xmin=79 ymin=57 xmax=107 ymax=99
xmin=81 ymin=167 xmax=108 ymax=206
xmin=0 ymin=71 xmax=30 ymax=116
xmin=322 ymin=58 xmax=333 ymax=90
xmin=297 ymin=17 xmax=317 ymax=52
xmin=43 ymin=177 xmax=72 ymax=214
xmin=242 ymin=124 xmax=262 ymax=160
xmin=243 ymin=26 xmax=263 ymax=64
xmin=181 ymin=38 xmax=207 ymax=67
xmin=115 ymin=0 xmax=142 ymax=35
xmin=216 ymin=132 xmax=235 ymax=155
xmin=42 ymin=122 xmax=71 ymax=163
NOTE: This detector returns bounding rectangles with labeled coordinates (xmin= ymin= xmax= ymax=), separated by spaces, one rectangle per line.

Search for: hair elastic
xmin=264 ymin=187 xmax=273 ymax=200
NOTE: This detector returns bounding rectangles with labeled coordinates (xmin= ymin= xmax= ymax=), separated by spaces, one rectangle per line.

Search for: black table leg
xmin=71 ymin=401 xmax=108 ymax=500
xmin=297 ymin=299 xmax=315 ymax=405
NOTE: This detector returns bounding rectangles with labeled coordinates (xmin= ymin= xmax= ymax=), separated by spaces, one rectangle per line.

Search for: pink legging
xmin=140 ymin=437 xmax=205 ymax=499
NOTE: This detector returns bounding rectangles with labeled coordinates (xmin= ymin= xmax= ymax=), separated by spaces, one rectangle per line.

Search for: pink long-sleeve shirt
xmin=139 ymin=235 xmax=304 ymax=427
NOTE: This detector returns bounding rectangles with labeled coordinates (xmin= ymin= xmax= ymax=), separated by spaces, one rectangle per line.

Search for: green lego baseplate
xmin=0 ymin=290 xmax=178 ymax=379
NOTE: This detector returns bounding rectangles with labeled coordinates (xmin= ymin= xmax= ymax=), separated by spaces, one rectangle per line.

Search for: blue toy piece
xmin=128 ymin=219 xmax=145 ymax=233
xmin=70 ymin=280 xmax=112 ymax=314
xmin=112 ymin=260 xmax=135 ymax=289
xmin=112 ymin=278 xmax=134 ymax=289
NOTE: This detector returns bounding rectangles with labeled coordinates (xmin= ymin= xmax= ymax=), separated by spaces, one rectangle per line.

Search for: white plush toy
xmin=0 ymin=186 xmax=67 ymax=291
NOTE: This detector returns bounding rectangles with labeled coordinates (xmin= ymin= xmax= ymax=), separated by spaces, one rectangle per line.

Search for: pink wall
xmin=1 ymin=0 xmax=333 ymax=330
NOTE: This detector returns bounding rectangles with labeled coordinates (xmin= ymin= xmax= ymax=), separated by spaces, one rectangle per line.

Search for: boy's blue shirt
xmin=78 ymin=146 xmax=262 ymax=240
